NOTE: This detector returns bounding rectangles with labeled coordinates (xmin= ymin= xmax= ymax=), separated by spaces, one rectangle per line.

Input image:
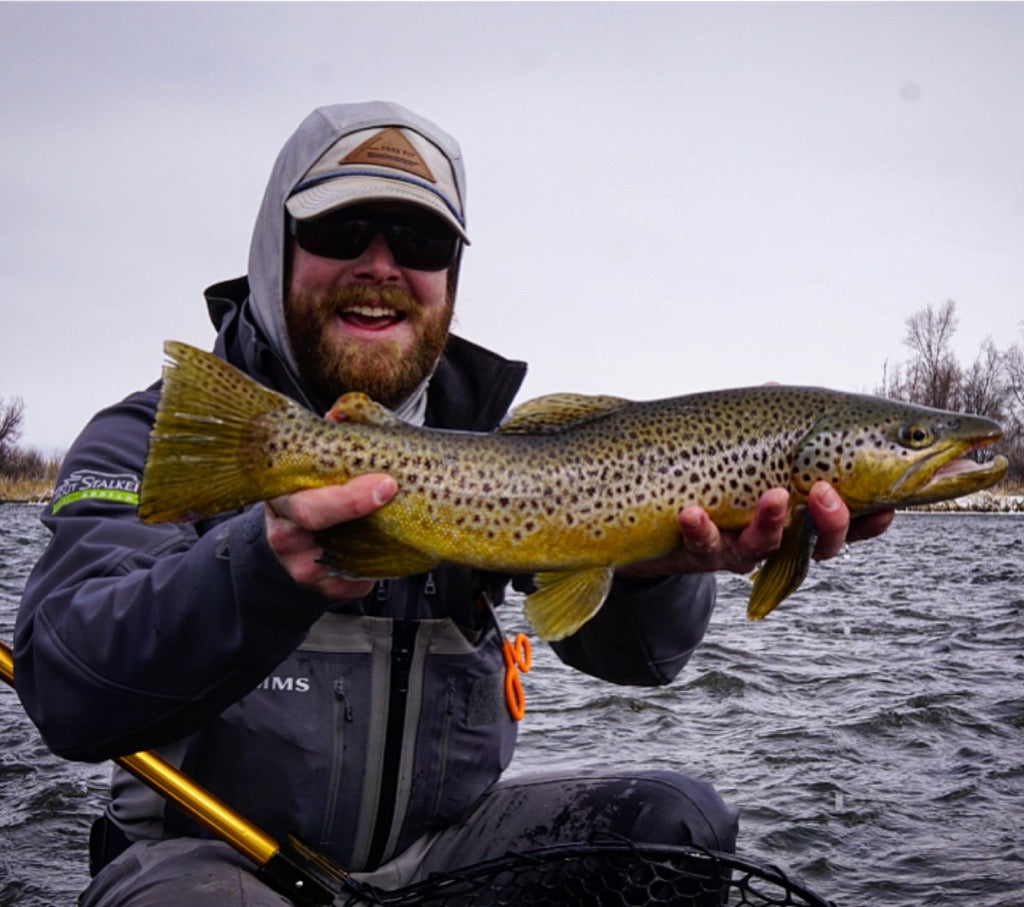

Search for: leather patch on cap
xmin=339 ymin=127 xmax=436 ymax=183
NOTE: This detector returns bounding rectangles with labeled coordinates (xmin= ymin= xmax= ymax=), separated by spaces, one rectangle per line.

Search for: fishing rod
xmin=0 ymin=638 xmax=353 ymax=907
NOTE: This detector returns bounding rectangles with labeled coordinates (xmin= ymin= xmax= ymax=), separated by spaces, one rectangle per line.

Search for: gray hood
xmin=246 ymin=101 xmax=468 ymax=398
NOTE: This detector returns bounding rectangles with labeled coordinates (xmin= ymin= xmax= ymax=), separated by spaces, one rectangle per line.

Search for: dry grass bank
xmin=0 ymin=477 xmax=54 ymax=504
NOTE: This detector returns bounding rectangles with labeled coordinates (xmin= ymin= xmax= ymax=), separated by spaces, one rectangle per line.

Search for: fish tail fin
xmin=139 ymin=340 xmax=314 ymax=523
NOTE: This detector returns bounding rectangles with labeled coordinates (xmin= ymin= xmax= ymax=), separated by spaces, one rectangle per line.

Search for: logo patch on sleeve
xmin=51 ymin=471 xmax=140 ymax=514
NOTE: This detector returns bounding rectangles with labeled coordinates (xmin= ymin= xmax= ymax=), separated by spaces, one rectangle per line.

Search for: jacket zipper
xmin=320 ymin=678 xmax=353 ymax=846
xmin=429 ymin=675 xmax=457 ymax=823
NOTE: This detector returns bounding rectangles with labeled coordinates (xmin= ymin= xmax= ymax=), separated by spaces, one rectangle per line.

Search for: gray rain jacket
xmin=14 ymin=102 xmax=717 ymax=872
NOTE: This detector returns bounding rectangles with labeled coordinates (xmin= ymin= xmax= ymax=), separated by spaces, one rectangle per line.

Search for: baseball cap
xmin=286 ymin=125 xmax=470 ymax=243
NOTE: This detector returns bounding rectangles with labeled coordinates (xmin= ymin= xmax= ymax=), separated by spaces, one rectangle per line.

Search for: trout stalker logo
xmin=51 ymin=471 xmax=139 ymax=514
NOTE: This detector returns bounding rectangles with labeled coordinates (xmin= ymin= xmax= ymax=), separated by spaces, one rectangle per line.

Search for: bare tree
xmin=0 ymin=396 xmax=25 ymax=472
xmin=1005 ymin=339 xmax=1024 ymax=413
xmin=959 ymin=338 xmax=1007 ymax=421
xmin=1001 ymin=334 xmax=1024 ymax=481
xmin=878 ymin=305 xmax=1024 ymax=482
xmin=878 ymin=359 xmax=905 ymax=401
xmin=901 ymin=300 xmax=962 ymax=409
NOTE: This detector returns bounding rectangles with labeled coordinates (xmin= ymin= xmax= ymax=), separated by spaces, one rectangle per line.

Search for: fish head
xmin=792 ymin=397 xmax=1008 ymax=513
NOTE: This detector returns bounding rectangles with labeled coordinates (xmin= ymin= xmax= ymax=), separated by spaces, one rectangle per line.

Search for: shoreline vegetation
xmin=0 ymin=478 xmax=55 ymax=504
xmin=3 ymin=479 xmax=1023 ymax=513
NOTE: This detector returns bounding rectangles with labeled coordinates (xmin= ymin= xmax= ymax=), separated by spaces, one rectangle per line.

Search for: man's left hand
xmin=620 ymin=481 xmax=894 ymax=579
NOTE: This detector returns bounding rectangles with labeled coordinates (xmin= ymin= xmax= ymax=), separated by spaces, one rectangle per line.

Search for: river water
xmin=1 ymin=502 xmax=1021 ymax=905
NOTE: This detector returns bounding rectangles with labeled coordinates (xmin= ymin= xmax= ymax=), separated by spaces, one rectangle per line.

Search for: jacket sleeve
xmin=545 ymin=573 xmax=717 ymax=686
xmin=13 ymin=390 xmax=329 ymax=762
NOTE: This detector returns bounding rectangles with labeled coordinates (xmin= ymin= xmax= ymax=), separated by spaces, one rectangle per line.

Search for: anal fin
xmin=524 ymin=567 xmax=615 ymax=641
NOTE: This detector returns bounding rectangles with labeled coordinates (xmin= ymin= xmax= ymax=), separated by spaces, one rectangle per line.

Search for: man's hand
xmin=265 ymin=474 xmax=397 ymax=600
xmin=620 ymin=481 xmax=894 ymax=579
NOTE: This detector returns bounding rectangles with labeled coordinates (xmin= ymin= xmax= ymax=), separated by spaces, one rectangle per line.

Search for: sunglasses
xmin=287 ymin=207 xmax=460 ymax=271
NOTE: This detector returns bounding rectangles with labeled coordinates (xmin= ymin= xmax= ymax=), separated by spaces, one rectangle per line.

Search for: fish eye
xmin=898 ymin=424 xmax=933 ymax=449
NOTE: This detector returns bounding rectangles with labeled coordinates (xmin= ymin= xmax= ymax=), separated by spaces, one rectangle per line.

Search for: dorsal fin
xmin=326 ymin=393 xmax=403 ymax=427
xmin=499 ymin=393 xmax=630 ymax=434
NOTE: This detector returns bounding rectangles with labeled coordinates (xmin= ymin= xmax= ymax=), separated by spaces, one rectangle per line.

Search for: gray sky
xmin=3 ymin=2 xmax=1023 ymax=452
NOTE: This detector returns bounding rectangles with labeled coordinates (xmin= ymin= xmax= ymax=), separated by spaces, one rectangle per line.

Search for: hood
xmin=246 ymin=101 xmax=468 ymax=399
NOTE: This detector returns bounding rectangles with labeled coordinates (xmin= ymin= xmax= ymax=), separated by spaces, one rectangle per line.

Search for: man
xmin=15 ymin=101 xmax=892 ymax=904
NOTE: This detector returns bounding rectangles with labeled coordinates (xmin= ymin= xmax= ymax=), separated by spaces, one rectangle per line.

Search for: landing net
xmin=336 ymin=838 xmax=834 ymax=906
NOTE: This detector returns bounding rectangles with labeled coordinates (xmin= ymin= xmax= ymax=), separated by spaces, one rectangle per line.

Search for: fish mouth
xmin=897 ymin=440 xmax=1008 ymax=506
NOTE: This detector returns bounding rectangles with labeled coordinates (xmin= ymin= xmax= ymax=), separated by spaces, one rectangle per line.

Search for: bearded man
xmin=15 ymin=101 xmax=892 ymax=905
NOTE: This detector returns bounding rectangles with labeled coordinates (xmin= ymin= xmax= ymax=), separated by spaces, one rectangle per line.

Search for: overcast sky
xmin=2 ymin=2 xmax=1022 ymax=452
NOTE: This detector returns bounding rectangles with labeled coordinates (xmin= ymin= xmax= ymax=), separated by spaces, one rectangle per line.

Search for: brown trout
xmin=139 ymin=341 xmax=1007 ymax=640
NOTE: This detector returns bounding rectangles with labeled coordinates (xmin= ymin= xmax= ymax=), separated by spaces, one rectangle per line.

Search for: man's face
xmin=285 ymin=204 xmax=455 ymax=410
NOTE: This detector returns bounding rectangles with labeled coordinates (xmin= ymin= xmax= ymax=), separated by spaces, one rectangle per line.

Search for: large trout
xmin=139 ymin=342 xmax=1007 ymax=640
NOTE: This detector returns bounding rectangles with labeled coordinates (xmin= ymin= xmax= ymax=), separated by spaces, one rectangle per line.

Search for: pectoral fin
xmin=315 ymin=517 xmax=440 ymax=578
xmin=523 ymin=567 xmax=615 ymax=641
xmin=747 ymin=511 xmax=817 ymax=620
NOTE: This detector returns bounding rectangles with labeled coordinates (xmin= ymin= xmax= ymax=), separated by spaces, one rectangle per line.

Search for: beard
xmin=285 ymin=283 xmax=454 ymax=411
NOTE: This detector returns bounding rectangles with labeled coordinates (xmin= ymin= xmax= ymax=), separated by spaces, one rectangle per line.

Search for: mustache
xmin=322 ymin=284 xmax=418 ymax=314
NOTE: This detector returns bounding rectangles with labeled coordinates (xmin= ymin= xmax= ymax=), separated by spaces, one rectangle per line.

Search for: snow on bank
xmin=907 ymin=491 xmax=1024 ymax=513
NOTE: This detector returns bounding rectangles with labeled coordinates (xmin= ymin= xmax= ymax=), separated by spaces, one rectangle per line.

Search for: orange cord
xmin=501 ymin=633 xmax=532 ymax=721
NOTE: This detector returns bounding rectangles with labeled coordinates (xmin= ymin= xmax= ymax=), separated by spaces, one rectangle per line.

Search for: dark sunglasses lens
xmin=289 ymin=210 xmax=458 ymax=270
xmin=387 ymin=223 xmax=458 ymax=270
xmin=292 ymin=217 xmax=375 ymax=259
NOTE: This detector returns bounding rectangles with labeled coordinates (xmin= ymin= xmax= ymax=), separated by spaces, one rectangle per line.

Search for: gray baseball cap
xmin=286 ymin=123 xmax=470 ymax=243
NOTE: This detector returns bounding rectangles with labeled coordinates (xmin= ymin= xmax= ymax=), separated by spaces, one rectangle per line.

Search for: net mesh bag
xmin=337 ymin=837 xmax=834 ymax=906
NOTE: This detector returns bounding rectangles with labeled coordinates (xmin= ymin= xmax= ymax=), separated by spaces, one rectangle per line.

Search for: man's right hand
xmin=264 ymin=474 xmax=397 ymax=600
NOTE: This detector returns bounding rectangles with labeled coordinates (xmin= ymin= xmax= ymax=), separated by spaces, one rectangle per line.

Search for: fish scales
xmin=140 ymin=342 xmax=1008 ymax=640
xmin=280 ymin=393 xmax=811 ymax=571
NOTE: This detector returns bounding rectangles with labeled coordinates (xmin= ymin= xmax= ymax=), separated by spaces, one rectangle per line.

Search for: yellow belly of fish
xmin=377 ymin=494 xmax=684 ymax=573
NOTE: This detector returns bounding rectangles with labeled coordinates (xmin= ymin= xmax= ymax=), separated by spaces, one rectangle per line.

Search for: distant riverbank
xmin=907 ymin=489 xmax=1024 ymax=513
xmin=0 ymin=479 xmax=53 ymax=504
